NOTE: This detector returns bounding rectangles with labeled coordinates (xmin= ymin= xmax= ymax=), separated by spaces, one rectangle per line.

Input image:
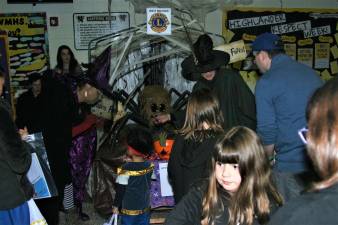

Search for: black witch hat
xmin=181 ymin=34 xmax=230 ymax=81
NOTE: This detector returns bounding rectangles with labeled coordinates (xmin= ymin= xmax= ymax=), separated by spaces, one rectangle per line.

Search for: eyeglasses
xmin=298 ymin=127 xmax=308 ymax=144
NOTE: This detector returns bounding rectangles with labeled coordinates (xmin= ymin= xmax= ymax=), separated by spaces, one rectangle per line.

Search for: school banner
xmin=0 ymin=13 xmax=49 ymax=100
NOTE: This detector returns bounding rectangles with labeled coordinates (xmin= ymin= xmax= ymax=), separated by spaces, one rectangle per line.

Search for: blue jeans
xmin=0 ymin=201 xmax=30 ymax=225
xmin=121 ymin=212 xmax=150 ymax=225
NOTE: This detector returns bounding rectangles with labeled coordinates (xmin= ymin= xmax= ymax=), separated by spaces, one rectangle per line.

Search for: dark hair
xmin=27 ymin=72 xmax=42 ymax=83
xmin=201 ymin=126 xmax=283 ymax=225
xmin=126 ymin=126 xmax=153 ymax=157
xmin=306 ymin=77 xmax=338 ymax=190
xmin=56 ymin=45 xmax=80 ymax=74
xmin=180 ymin=88 xmax=224 ymax=140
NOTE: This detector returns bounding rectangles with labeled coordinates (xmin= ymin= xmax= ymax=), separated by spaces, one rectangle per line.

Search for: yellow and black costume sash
xmin=121 ymin=207 xmax=150 ymax=216
xmin=117 ymin=163 xmax=154 ymax=177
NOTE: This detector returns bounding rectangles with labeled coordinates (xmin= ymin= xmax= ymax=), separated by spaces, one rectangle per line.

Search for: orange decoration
xmin=153 ymin=139 xmax=174 ymax=160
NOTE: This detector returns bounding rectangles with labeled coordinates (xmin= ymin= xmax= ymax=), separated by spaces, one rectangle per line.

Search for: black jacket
xmin=268 ymin=183 xmax=338 ymax=225
xmin=15 ymin=89 xmax=44 ymax=133
xmin=168 ymin=132 xmax=220 ymax=203
xmin=165 ymin=172 xmax=304 ymax=225
xmin=0 ymin=98 xmax=32 ymax=210
xmin=192 ymin=68 xmax=256 ymax=131
xmin=165 ymin=181 xmax=229 ymax=225
xmin=40 ymin=72 xmax=78 ymax=186
xmin=172 ymin=68 xmax=256 ymax=131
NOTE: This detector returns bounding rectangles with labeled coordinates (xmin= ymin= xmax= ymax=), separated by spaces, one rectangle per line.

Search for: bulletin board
xmin=0 ymin=13 xmax=49 ymax=100
xmin=222 ymin=8 xmax=338 ymax=90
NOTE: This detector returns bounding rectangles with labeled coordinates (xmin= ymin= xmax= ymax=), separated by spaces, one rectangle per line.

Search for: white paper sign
xmin=147 ymin=8 xmax=171 ymax=35
xmin=228 ymin=14 xmax=286 ymax=29
xmin=315 ymin=43 xmax=330 ymax=69
xmin=304 ymin=25 xmax=331 ymax=38
xmin=297 ymin=48 xmax=313 ymax=68
xmin=214 ymin=40 xmax=247 ymax=64
xmin=271 ymin=20 xmax=311 ymax=35
xmin=91 ymin=96 xmax=115 ymax=120
xmin=73 ymin=12 xmax=130 ymax=50
xmin=27 ymin=153 xmax=51 ymax=199
xmin=158 ymin=162 xmax=173 ymax=197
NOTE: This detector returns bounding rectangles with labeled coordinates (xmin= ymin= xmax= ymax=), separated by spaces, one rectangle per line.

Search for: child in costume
xmin=112 ymin=126 xmax=154 ymax=225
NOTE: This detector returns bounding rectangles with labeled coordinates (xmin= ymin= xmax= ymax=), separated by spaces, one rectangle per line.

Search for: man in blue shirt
xmin=252 ymin=32 xmax=323 ymax=173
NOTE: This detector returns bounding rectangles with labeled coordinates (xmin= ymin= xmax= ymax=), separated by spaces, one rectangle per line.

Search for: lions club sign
xmin=147 ymin=8 xmax=171 ymax=35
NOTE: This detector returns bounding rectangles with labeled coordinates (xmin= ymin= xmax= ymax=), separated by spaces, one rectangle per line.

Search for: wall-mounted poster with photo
xmin=223 ymin=8 xmax=338 ymax=88
xmin=0 ymin=12 xmax=49 ymax=102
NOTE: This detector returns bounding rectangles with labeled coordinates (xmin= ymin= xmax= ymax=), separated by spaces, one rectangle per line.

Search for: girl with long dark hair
xmin=166 ymin=126 xmax=284 ymax=225
xmin=168 ymin=88 xmax=224 ymax=203
xmin=55 ymin=45 xmax=82 ymax=76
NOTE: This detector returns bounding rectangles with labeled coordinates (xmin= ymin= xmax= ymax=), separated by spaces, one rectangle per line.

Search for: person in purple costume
xmin=69 ymin=81 xmax=99 ymax=221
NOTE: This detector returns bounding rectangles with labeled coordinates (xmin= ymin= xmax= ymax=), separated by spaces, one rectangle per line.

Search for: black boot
xmin=77 ymin=204 xmax=90 ymax=221
xmin=58 ymin=203 xmax=68 ymax=214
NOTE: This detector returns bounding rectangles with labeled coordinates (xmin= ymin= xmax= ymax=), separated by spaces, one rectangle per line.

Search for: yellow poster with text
xmin=0 ymin=13 xmax=49 ymax=101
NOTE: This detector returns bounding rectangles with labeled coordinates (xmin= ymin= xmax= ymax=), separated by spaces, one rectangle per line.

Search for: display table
xmin=150 ymin=160 xmax=175 ymax=208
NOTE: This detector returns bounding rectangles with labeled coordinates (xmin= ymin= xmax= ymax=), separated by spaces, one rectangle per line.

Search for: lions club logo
xmin=148 ymin=13 xmax=170 ymax=33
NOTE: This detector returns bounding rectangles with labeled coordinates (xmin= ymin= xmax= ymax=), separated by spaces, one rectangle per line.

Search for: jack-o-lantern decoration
xmin=153 ymin=132 xmax=174 ymax=160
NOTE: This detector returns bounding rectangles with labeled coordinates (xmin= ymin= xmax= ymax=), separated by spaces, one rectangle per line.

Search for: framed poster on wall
xmin=73 ymin=12 xmax=130 ymax=50
xmin=0 ymin=13 xmax=49 ymax=105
